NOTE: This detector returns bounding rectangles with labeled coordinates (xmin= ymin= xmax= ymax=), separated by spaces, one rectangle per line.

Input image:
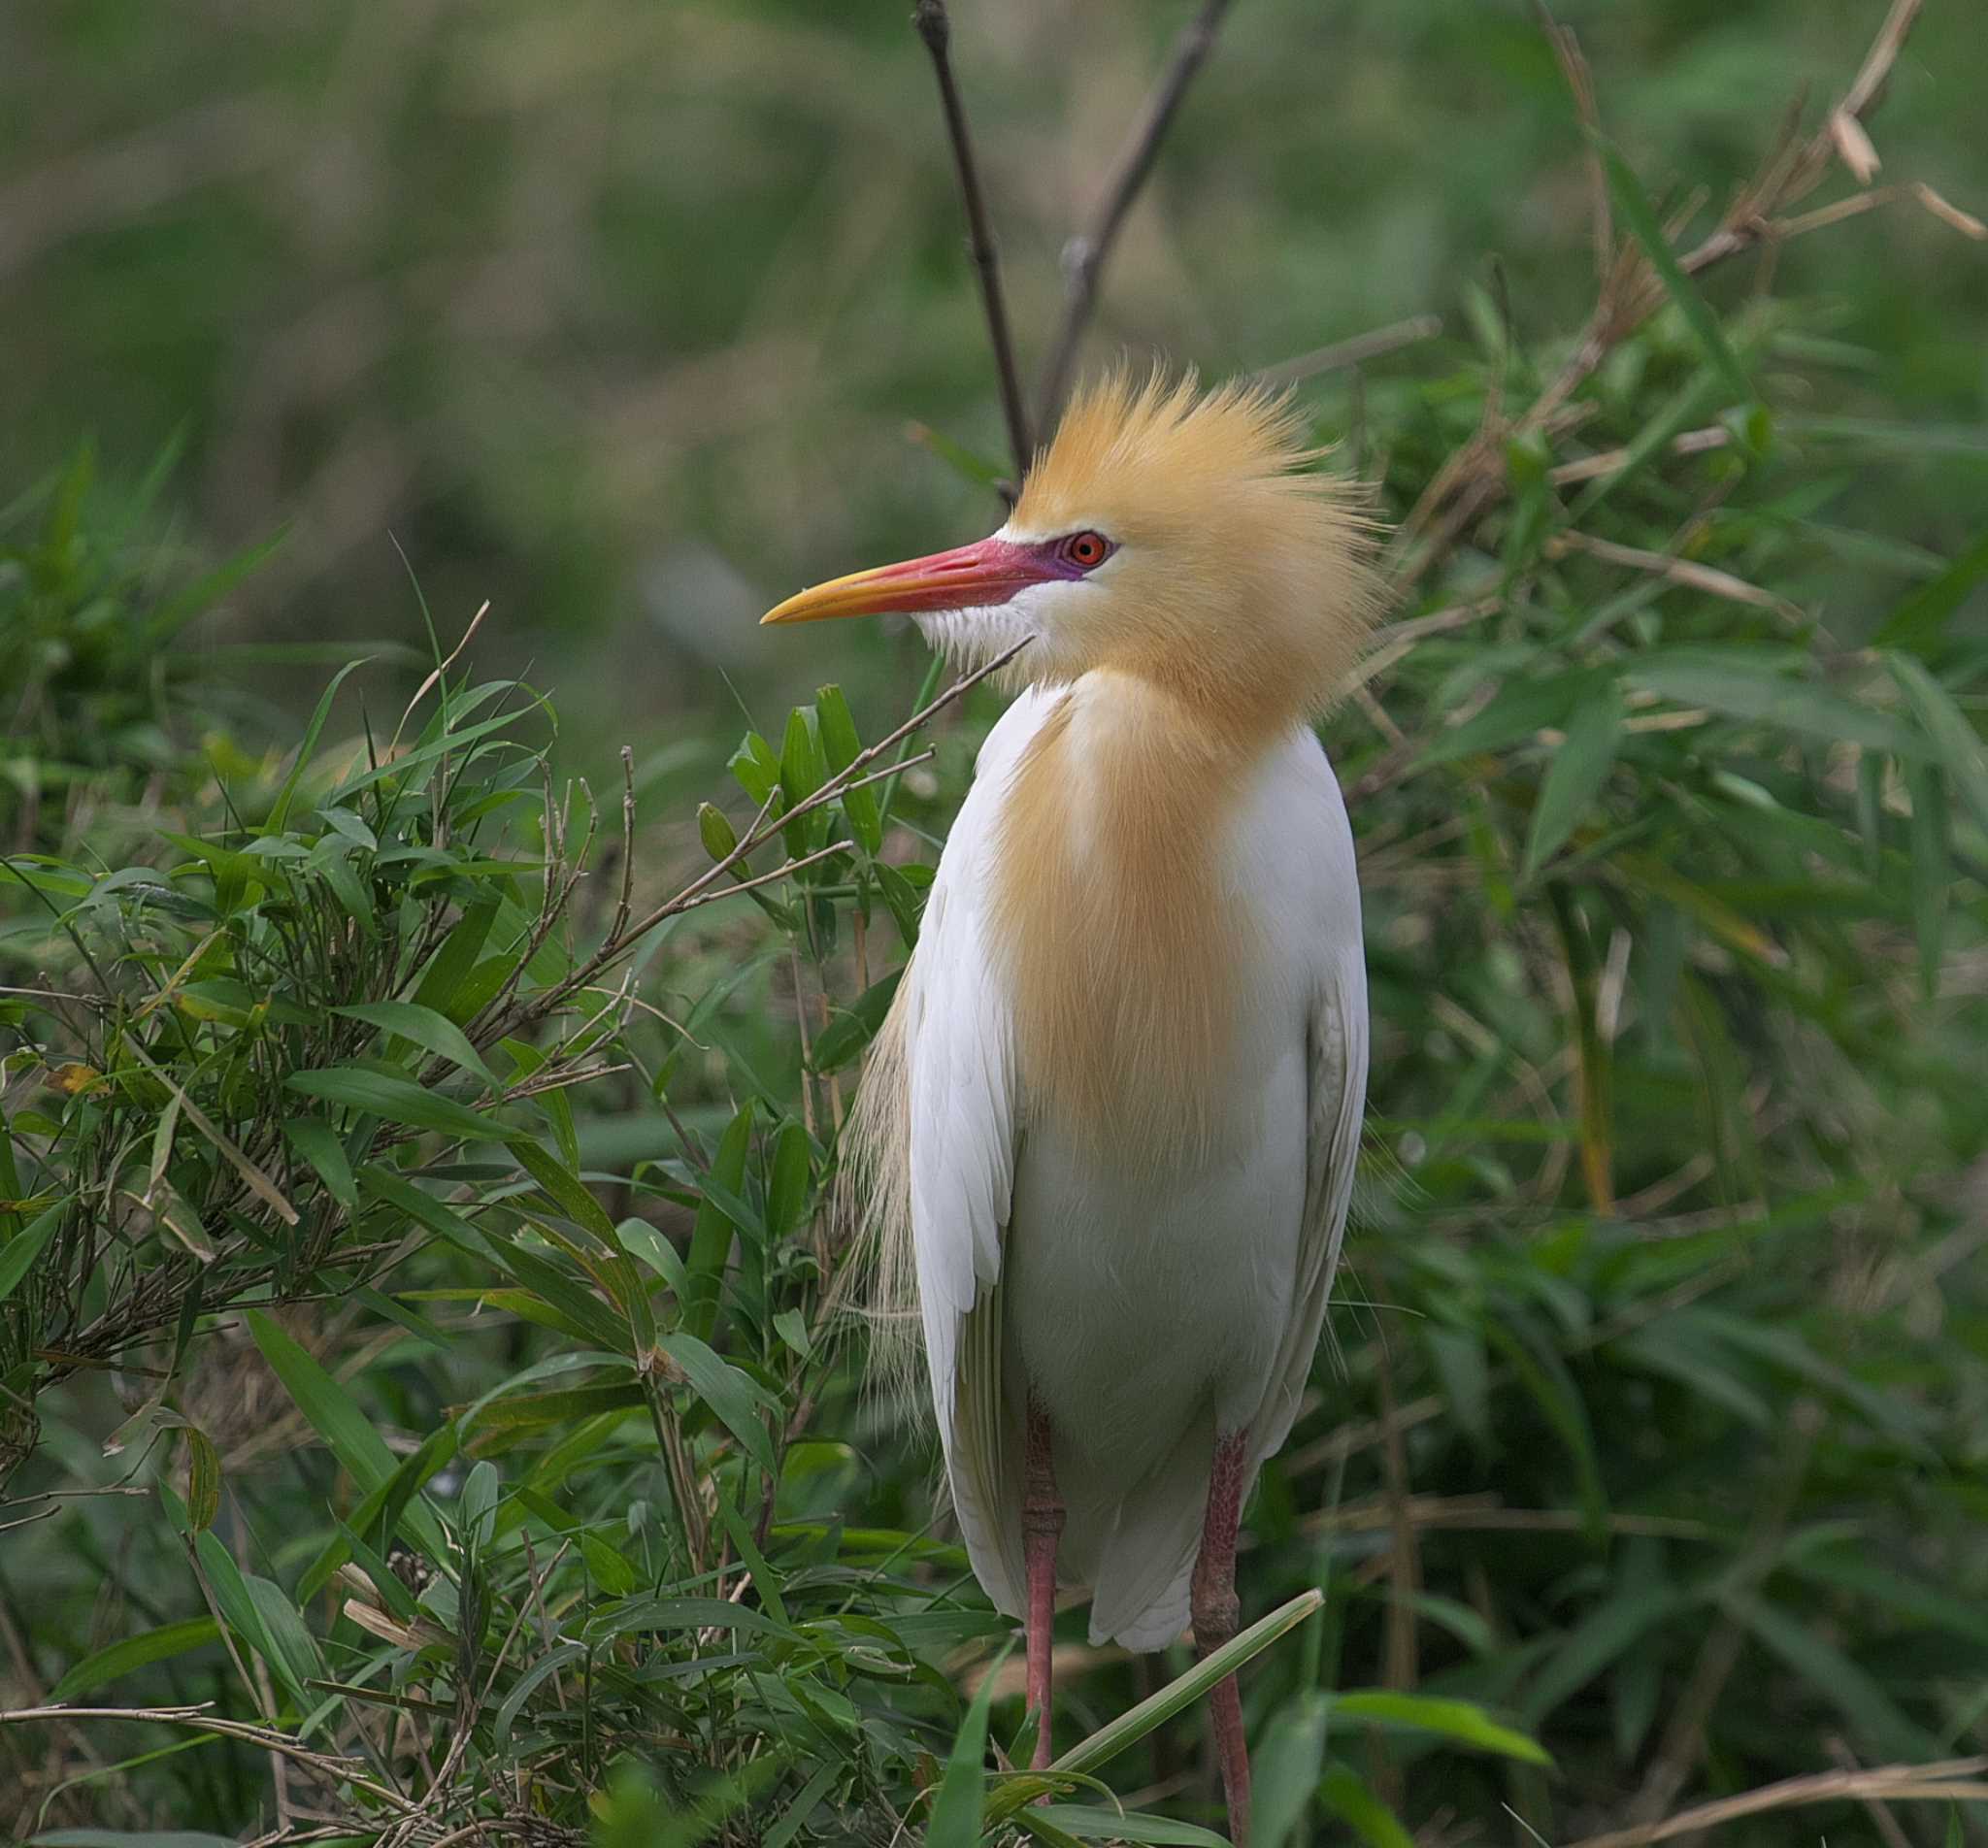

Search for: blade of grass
xmin=1596 ymin=135 xmax=1752 ymax=408
xmin=1048 ymin=1590 xmax=1323 ymax=1778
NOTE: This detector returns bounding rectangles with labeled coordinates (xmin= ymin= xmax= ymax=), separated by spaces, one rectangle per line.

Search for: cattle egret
xmin=763 ymin=371 xmax=1380 ymax=1843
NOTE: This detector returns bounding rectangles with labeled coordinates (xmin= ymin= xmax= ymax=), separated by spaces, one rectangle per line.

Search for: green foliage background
xmin=3 ymin=3 xmax=1988 ymax=1845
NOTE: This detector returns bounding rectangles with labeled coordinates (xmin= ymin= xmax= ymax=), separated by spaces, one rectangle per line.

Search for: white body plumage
xmin=901 ymin=682 xmax=1366 ymax=1647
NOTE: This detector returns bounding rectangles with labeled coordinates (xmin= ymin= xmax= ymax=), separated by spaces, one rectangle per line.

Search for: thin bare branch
xmin=1252 ymin=314 xmax=1444 ymax=389
xmin=0 ymin=1704 xmax=414 ymax=1811
xmin=506 ymin=637 xmax=1032 ymax=1034
xmin=611 ymin=744 xmax=635 ymax=945
xmin=390 ymin=599 xmax=488 ymax=758
xmin=1038 ymin=0 xmax=1236 ymax=428
xmin=912 ymin=0 xmax=1032 ymax=483
xmin=1913 ymin=181 xmax=1987 ymax=240
xmin=1534 ymin=2 xmax=1611 ymax=280
xmin=1565 ymin=1761 xmax=1988 ymax=1848
xmin=1548 ymin=423 xmax=1730 ymax=485
xmin=1547 ymin=529 xmax=1802 ymax=620
xmin=1838 ymin=0 xmax=1920 ymax=122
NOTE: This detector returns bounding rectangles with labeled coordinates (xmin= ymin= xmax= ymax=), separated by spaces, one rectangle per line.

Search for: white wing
xmin=901 ymin=687 xmax=1060 ymax=1616
xmin=887 ymin=701 xmax=1364 ymax=1629
xmin=1252 ymin=948 xmax=1367 ymax=1468
xmin=1248 ymin=737 xmax=1369 ymax=1467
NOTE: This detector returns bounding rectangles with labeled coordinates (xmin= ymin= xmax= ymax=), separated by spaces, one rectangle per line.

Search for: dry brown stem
xmin=1038 ymin=0 xmax=1237 ymax=427
xmin=912 ymin=0 xmax=1033 ymax=481
xmin=1564 ymin=1758 xmax=1988 ymax=1848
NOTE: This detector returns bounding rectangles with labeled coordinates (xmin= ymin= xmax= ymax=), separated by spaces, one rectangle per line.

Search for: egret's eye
xmin=1060 ymin=530 xmax=1112 ymax=570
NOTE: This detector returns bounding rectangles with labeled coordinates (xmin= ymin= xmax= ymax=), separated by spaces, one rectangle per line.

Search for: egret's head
xmin=762 ymin=369 xmax=1383 ymax=728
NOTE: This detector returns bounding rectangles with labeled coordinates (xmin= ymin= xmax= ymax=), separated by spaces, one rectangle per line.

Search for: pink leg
xmin=1193 ymin=1431 xmax=1251 ymax=1847
xmin=1023 ymin=1401 xmax=1064 ymax=1771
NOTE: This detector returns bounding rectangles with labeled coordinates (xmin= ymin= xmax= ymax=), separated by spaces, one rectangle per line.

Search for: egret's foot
xmin=1023 ymin=1400 xmax=1064 ymax=1772
xmin=1192 ymin=1430 xmax=1252 ymax=1847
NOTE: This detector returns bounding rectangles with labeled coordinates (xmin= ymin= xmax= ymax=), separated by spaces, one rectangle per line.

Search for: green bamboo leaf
xmin=267 ymin=658 xmax=367 ymax=833
xmin=1727 ymin=1590 xmax=1938 ymax=1761
xmin=876 ymin=862 xmax=924 ymax=949
xmin=580 ymin=1528 xmax=640 ymax=1596
xmin=779 ymin=706 xmax=828 ymax=806
xmin=514 ymin=1138 xmax=618 ymax=1245
xmin=764 ymin=1119 xmax=811 ymax=1240
xmin=1254 ymin=1689 xmax=1329 ymax=1848
xmin=616 ymin=1217 xmax=686 ymax=1293
xmin=333 ymin=1000 xmax=501 ymax=1090
xmin=1569 ymin=369 xmax=1723 ymax=520
xmin=182 ymin=1425 xmax=221 ymax=1534
xmin=1522 ymin=683 xmax=1624 ymax=880
xmin=484 ymin=1242 xmax=636 ymax=1356
xmin=1333 ymin=1690 xmax=1550 ymax=1765
xmin=1623 ymin=653 xmax=1921 ymax=758
xmin=183 ymin=1533 xmax=268 ymax=1675
xmin=282 ymin=1118 xmax=358 ymax=1211
xmin=285 ymin=1066 xmax=510 ymax=1142
xmin=1597 ymin=137 xmax=1752 ymax=408
xmin=1317 ymin=1766 xmax=1414 ymax=1848
xmin=1872 ymin=529 xmax=1988 ymax=655
xmin=1051 ymin=1591 xmax=1323 ymax=1778
xmin=350 ymin=1282 xmax=449 ymax=1349
xmin=246 ymin=1309 xmax=449 ymax=1559
xmin=1034 ymin=1811 xmax=1229 ymax=1847
xmin=1012 ymin=1814 xmax=1087 ymax=1848
xmin=1486 ymin=1313 xmax=1607 ymax=1535
xmin=729 ymin=731 xmax=783 ymax=808
xmin=1905 ymin=759 xmax=1947 ymax=995
xmin=49 ymin=1618 xmax=221 ymax=1701
xmin=712 ymin=1494 xmax=788 ymax=1625
xmin=656 ymin=1332 xmax=778 ymax=1475
xmin=297 ymin=1423 xmax=458 ymax=1601
xmin=816 ymin=683 xmax=881 ymax=853
xmin=684 ymin=1106 xmax=752 ymax=1342
xmin=1418 ymin=670 xmax=1599 ymax=768
xmin=0 ymin=1200 xmax=64 ymax=1304
xmin=329 ymin=702 xmax=543 ymax=805
xmin=412 ymin=898 xmax=500 ymax=1019
xmin=927 ymin=1639 xmax=1008 ymax=1848
xmin=490 ymin=1641 xmax=589 ymax=1747
xmin=698 ymin=802 xmax=740 ymax=862
xmin=308 ymin=842 xmax=376 ymax=936
xmin=763 ymin=1764 xmax=843 ymax=1848
xmin=812 ymin=973 xmax=902 ymax=1073
xmin=356 ymin=1165 xmax=498 ymax=1264
xmin=470 ymin=1382 xmax=646 ymax=1430
xmin=247 ymin=1310 xmax=394 ymax=1490
xmin=907 ymin=420 xmax=1009 ymax=490
xmin=585 ymin=1596 xmax=795 ymax=1643
xmin=244 ymin=1573 xmax=322 ymax=1706
xmin=1886 ymin=652 xmax=1988 ymax=842
xmin=316 ymin=805 xmax=377 ymax=851
xmin=1788 ymin=1550 xmax=1988 ymax=1651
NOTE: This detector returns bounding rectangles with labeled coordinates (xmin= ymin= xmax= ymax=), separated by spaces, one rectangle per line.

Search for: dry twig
xmin=912 ymin=0 xmax=1032 ymax=481
xmin=1038 ymin=0 xmax=1237 ymax=426
xmin=1562 ymin=1757 xmax=1988 ymax=1848
xmin=1254 ymin=314 xmax=1445 ymax=389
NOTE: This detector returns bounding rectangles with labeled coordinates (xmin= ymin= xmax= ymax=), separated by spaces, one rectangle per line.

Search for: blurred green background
xmin=6 ymin=3 xmax=1988 ymax=1842
xmin=5 ymin=0 xmax=1982 ymax=746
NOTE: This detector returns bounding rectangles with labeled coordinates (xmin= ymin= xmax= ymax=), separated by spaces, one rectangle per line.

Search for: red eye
xmin=1063 ymin=530 xmax=1110 ymax=569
